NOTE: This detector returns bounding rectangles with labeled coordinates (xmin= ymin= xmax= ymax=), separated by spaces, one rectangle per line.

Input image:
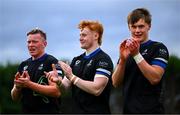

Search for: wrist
xmin=69 ymin=74 xmax=80 ymax=85
xmin=119 ymin=55 xmax=126 ymax=61
xmin=73 ymin=77 xmax=80 ymax=85
xmin=118 ymin=58 xmax=126 ymax=66
xmin=70 ymin=74 xmax=76 ymax=82
xmin=133 ymin=53 xmax=144 ymax=64
xmin=57 ymin=80 xmax=62 ymax=87
xmin=15 ymin=85 xmax=22 ymax=91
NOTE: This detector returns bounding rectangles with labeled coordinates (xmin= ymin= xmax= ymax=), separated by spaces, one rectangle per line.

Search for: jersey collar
xmin=31 ymin=53 xmax=48 ymax=62
xmin=140 ymin=40 xmax=153 ymax=47
xmin=84 ymin=48 xmax=101 ymax=59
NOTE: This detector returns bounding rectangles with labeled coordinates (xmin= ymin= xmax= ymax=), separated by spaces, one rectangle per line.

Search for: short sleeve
xmin=70 ymin=57 xmax=77 ymax=68
xmin=95 ymin=58 xmax=113 ymax=78
xmin=17 ymin=61 xmax=27 ymax=74
xmin=55 ymin=63 xmax=64 ymax=78
xmin=47 ymin=55 xmax=64 ymax=78
xmin=151 ymin=43 xmax=169 ymax=69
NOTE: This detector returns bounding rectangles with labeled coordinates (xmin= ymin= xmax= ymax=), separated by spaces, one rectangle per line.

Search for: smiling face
xmin=128 ymin=18 xmax=150 ymax=43
xmin=27 ymin=33 xmax=47 ymax=60
xmin=127 ymin=8 xmax=152 ymax=43
xmin=79 ymin=27 xmax=99 ymax=51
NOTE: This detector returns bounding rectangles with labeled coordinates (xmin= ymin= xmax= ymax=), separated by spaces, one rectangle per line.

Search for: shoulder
xmin=150 ymin=41 xmax=169 ymax=68
xmin=45 ymin=54 xmax=58 ymax=63
xmin=95 ymin=50 xmax=114 ymax=77
xmin=18 ymin=58 xmax=31 ymax=72
xmin=151 ymin=41 xmax=168 ymax=50
xmin=71 ymin=53 xmax=84 ymax=62
xmin=147 ymin=41 xmax=169 ymax=56
xmin=96 ymin=50 xmax=113 ymax=68
xmin=19 ymin=58 xmax=31 ymax=66
xmin=152 ymin=41 xmax=169 ymax=56
xmin=46 ymin=54 xmax=57 ymax=60
xmin=47 ymin=54 xmax=56 ymax=60
xmin=97 ymin=50 xmax=113 ymax=62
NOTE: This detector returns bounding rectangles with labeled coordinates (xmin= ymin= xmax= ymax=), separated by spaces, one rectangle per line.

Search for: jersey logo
xmin=99 ymin=61 xmax=108 ymax=67
xmin=75 ymin=60 xmax=81 ymax=66
xmin=23 ymin=65 xmax=28 ymax=71
xmin=159 ymin=48 xmax=167 ymax=55
xmin=38 ymin=64 xmax=44 ymax=70
xmin=87 ymin=60 xmax=93 ymax=67
xmin=33 ymin=75 xmax=49 ymax=103
xmin=142 ymin=49 xmax=148 ymax=56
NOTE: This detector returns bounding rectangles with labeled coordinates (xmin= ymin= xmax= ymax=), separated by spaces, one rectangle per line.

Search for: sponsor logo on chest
xmin=23 ymin=65 xmax=28 ymax=71
xmin=75 ymin=60 xmax=81 ymax=66
xmin=142 ymin=49 xmax=148 ymax=56
xmin=38 ymin=64 xmax=44 ymax=70
xmin=87 ymin=59 xmax=93 ymax=67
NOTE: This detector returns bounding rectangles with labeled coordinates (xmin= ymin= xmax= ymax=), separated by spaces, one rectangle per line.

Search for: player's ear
xmin=43 ymin=40 xmax=47 ymax=48
xmin=94 ymin=32 xmax=99 ymax=40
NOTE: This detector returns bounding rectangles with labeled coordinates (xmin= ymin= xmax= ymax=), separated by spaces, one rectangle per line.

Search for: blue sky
xmin=0 ymin=0 xmax=180 ymax=65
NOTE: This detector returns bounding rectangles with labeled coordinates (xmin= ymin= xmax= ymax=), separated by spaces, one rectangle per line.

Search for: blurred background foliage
xmin=0 ymin=55 xmax=180 ymax=114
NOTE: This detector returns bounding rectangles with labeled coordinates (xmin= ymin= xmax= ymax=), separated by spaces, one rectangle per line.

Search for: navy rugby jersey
xmin=122 ymin=40 xmax=169 ymax=113
xmin=70 ymin=48 xmax=113 ymax=114
xmin=18 ymin=53 xmax=64 ymax=113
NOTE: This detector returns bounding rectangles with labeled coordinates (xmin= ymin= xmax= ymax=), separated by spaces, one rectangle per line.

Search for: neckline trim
xmin=31 ymin=53 xmax=48 ymax=62
xmin=141 ymin=40 xmax=153 ymax=47
xmin=84 ymin=48 xmax=101 ymax=59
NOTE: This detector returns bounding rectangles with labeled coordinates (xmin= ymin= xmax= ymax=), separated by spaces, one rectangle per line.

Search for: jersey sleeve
xmin=70 ymin=57 xmax=76 ymax=68
xmin=95 ymin=57 xmax=113 ymax=78
xmin=17 ymin=61 xmax=28 ymax=74
xmin=48 ymin=56 xmax=64 ymax=78
xmin=55 ymin=63 xmax=64 ymax=78
xmin=151 ymin=43 xmax=169 ymax=69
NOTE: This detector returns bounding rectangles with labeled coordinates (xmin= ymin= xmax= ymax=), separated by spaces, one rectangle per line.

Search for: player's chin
xmin=80 ymin=45 xmax=86 ymax=49
xmin=29 ymin=52 xmax=37 ymax=57
xmin=29 ymin=51 xmax=34 ymax=54
xmin=133 ymin=36 xmax=142 ymax=42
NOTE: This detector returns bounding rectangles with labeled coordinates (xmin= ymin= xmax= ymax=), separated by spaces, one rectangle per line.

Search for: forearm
xmin=137 ymin=60 xmax=164 ymax=85
xmin=72 ymin=75 xmax=108 ymax=96
xmin=26 ymin=81 xmax=61 ymax=97
xmin=11 ymin=85 xmax=22 ymax=101
xmin=133 ymin=52 xmax=164 ymax=85
xmin=112 ymin=59 xmax=126 ymax=87
xmin=57 ymin=77 xmax=71 ymax=93
xmin=59 ymin=61 xmax=108 ymax=96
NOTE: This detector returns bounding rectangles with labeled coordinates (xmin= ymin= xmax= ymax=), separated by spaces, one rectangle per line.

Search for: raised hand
xmin=126 ymin=38 xmax=140 ymax=56
xmin=14 ymin=72 xmax=22 ymax=89
xmin=58 ymin=61 xmax=73 ymax=80
xmin=15 ymin=72 xmax=21 ymax=80
xmin=44 ymin=64 xmax=61 ymax=83
xmin=15 ymin=71 xmax=30 ymax=88
xmin=119 ymin=39 xmax=130 ymax=61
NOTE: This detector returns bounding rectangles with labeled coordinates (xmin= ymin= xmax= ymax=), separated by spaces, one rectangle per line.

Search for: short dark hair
xmin=127 ymin=8 xmax=152 ymax=26
xmin=27 ymin=27 xmax=46 ymax=40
